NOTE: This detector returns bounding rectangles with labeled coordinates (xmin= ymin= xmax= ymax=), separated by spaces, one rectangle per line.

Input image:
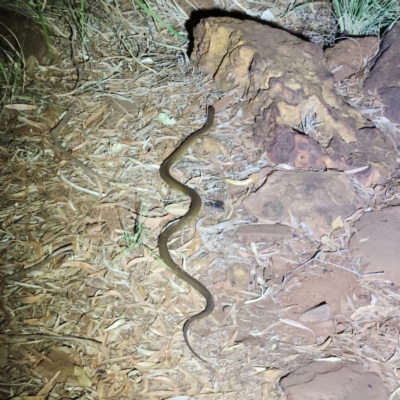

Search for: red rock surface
xmin=350 ymin=206 xmax=400 ymax=285
xmin=324 ymin=36 xmax=378 ymax=80
xmin=364 ymin=25 xmax=400 ymax=125
xmin=281 ymin=362 xmax=388 ymax=399
xmin=242 ymin=170 xmax=361 ymax=238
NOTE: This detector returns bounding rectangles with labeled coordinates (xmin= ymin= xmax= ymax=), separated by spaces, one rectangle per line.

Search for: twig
xmin=1 ymin=333 xmax=101 ymax=345
xmin=6 ymin=244 xmax=74 ymax=280
xmin=69 ymin=18 xmax=84 ymax=88
xmin=283 ymin=251 xmax=384 ymax=285
xmin=50 ymin=103 xmax=105 ymax=192
xmin=59 ymin=172 xmax=106 ymax=197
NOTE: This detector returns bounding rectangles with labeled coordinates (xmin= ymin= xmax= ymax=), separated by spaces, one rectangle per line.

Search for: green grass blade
xmin=35 ymin=0 xmax=52 ymax=60
xmin=132 ymin=0 xmax=188 ymax=42
xmin=80 ymin=0 xmax=86 ymax=66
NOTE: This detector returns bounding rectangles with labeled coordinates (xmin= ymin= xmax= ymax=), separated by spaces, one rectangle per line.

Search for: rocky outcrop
xmin=364 ymin=24 xmax=400 ymax=125
xmin=191 ymin=17 xmax=396 ymax=187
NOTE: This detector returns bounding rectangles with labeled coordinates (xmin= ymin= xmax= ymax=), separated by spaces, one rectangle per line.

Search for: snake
xmin=158 ymin=106 xmax=215 ymax=363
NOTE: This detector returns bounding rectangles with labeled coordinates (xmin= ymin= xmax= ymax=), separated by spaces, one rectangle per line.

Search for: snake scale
xmin=158 ymin=106 xmax=215 ymax=362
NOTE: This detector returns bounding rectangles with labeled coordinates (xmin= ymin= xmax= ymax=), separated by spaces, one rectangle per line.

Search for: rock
xmin=191 ymin=17 xmax=396 ymax=186
xmin=350 ymin=207 xmax=400 ymax=285
xmin=280 ymin=362 xmax=388 ymax=400
xmin=192 ymin=17 xmax=329 ymax=98
xmin=364 ymin=24 xmax=400 ymax=124
xmin=273 ymin=262 xmax=370 ymax=339
xmin=324 ymin=37 xmax=378 ymax=80
xmin=242 ymin=170 xmax=361 ymax=238
xmin=235 ymin=224 xmax=293 ymax=245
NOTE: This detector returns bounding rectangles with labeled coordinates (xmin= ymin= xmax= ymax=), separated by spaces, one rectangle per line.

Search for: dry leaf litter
xmin=0 ymin=1 xmax=399 ymax=399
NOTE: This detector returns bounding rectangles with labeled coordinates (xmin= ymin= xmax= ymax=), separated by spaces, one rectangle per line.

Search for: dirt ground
xmin=0 ymin=1 xmax=400 ymax=400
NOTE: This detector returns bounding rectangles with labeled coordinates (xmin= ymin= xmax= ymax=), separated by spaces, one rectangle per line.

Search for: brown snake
xmin=158 ymin=106 xmax=215 ymax=362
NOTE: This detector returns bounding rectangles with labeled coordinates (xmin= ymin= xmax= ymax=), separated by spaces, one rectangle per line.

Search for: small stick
xmin=1 ymin=333 xmax=101 ymax=345
xmin=6 ymin=244 xmax=74 ymax=280
xmin=50 ymin=104 xmax=104 ymax=191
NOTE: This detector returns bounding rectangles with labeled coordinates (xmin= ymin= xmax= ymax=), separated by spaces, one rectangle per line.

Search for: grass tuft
xmin=332 ymin=0 xmax=400 ymax=36
xmin=35 ymin=0 xmax=51 ymax=54
xmin=0 ymin=33 xmax=26 ymax=106
xmin=117 ymin=205 xmax=168 ymax=268
xmin=121 ymin=215 xmax=146 ymax=252
xmin=80 ymin=0 xmax=87 ymax=64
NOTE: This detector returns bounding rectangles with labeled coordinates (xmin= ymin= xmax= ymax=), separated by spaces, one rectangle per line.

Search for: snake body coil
xmin=158 ymin=106 xmax=215 ymax=362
